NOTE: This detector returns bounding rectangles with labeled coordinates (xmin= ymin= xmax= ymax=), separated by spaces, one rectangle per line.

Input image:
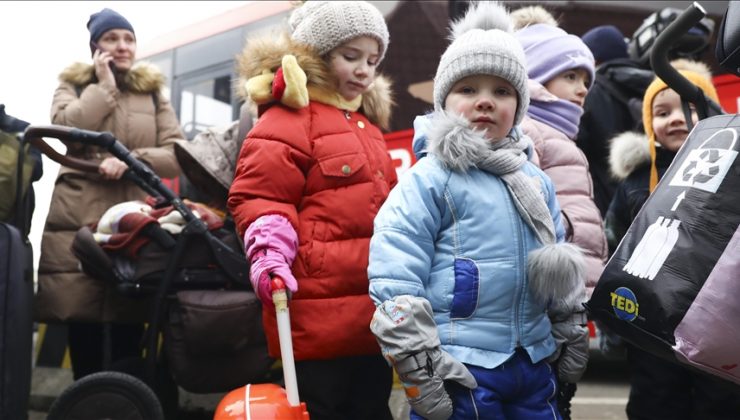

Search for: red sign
xmin=714 ymin=74 xmax=740 ymax=114
xmin=383 ymin=128 xmax=416 ymax=177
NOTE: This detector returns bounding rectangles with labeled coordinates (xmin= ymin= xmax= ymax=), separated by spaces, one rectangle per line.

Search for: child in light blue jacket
xmin=368 ymin=2 xmax=586 ymax=419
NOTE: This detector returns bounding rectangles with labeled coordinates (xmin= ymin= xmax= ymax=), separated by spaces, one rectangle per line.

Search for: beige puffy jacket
xmin=36 ymin=61 xmax=183 ymax=323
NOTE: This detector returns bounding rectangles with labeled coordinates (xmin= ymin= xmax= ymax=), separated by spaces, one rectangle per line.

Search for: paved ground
xmin=28 ymin=366 xmax=409 ymax=420
xmin=29 ymin=352 xmax=628 ymax=420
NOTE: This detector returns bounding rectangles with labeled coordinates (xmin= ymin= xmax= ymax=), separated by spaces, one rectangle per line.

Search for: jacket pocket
xmin=450 ymin=258 xmax=480 ymax=319
xmin=317 ymin=153 xmax=368 ymax=178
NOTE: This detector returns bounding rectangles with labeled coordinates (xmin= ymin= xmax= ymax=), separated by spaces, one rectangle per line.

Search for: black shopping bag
xmin=586 ymin=114 xmax=740 ymax=371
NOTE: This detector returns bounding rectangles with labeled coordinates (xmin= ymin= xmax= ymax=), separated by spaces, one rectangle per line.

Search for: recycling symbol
xmin=670 ymin=128 xmax=738 ymax=193
xmin=682 ymin=148 xmax=722 ymax=184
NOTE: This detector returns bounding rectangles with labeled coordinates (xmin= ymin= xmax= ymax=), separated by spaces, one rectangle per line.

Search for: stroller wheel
xmin=47 ymin=371 xmax=164 ymax=420
xmin=110 ymin=356 xmax=180 ymax=419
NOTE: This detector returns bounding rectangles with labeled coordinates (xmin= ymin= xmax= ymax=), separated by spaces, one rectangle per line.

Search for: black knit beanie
xmin=87 ymin=8 xmax=135 ymax=51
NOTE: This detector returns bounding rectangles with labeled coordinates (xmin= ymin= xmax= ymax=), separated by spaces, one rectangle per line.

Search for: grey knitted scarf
xmin=477 ymin=138 xmax=556 ymax=245
xmin=427 ymin=112 xmax=556 ymax=245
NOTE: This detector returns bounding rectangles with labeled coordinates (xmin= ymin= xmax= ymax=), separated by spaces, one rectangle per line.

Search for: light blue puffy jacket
xmin=369 ymin=112 xmax=566 ymax=369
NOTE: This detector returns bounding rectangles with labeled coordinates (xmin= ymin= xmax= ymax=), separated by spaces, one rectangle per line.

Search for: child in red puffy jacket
xmin=227 ymin=2 xmax=397 ymax=419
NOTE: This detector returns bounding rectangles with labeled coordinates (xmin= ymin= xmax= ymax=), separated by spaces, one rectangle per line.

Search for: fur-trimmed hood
xmin=425 ymin=111 xmax=534 ymax=171
xmin=609 ymin=131 xmax=650 ymax=181
xmin=58 ymin=62 xmax=165 ymax=93
xmin=236 ymin=33 xmax=393 ymax=129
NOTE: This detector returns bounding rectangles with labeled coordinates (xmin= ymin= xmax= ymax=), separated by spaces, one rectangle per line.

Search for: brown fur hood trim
xmin=58 ymin=61 xmax=165 ymax=93
xmin=236 ymin=33 xmax=393 ymax=129
xmin=609 ymin=131 xmax=650 ymax=181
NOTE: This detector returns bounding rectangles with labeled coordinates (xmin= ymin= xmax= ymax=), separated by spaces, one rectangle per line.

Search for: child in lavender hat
xmin=513 ymin=6 xmax=606 ymax=420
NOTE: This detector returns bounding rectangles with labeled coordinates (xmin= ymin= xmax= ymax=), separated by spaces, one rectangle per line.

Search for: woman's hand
xmin=93 ymin=48 xmax=116 ymax=89
xmin=99 ymin=157 xmax=128 ymax=180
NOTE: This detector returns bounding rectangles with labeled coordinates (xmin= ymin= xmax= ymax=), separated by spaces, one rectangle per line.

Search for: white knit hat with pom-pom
xmin=433 ymin=1 xmax=529 ymax=124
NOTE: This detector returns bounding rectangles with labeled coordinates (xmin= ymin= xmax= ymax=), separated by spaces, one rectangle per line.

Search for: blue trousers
xmin=411 ymin=349 xmax=560 ymax=420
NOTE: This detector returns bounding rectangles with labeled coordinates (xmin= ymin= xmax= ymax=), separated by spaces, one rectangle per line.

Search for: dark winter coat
xmin=577 ymin=59 xmax=654 ymax=216
xmin=604 ymin=131 xmax=676 ymax=255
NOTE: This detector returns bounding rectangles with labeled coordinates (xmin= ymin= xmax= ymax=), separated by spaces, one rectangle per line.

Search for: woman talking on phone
xmin=36 ymin=8 xmax=184 ymax=380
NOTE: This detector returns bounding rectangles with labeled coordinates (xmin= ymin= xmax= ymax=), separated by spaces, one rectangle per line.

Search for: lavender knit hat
xmin=433 ymin=1 xmax=529 ymax=125
xmin=289 ymin=1 xmax=389 ymax=62
xmin=515 ymin=23 xmax=595 ymax=88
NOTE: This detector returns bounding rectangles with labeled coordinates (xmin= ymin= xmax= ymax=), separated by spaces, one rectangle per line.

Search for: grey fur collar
xmin=427 ymin=111 xmax=533 ymax=172
xmin=609 ymin=131 xmax=650 ymax=180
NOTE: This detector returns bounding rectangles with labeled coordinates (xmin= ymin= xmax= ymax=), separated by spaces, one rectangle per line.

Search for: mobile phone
xmin=90 ymin=42 xmax=116 ymax=71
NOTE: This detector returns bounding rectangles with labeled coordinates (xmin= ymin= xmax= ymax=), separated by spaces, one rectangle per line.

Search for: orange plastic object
xmin=214 ymin=383 xmax=310 ymax=420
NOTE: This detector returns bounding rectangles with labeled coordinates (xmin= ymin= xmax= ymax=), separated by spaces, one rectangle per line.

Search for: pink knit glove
xmin=245 ymin=215 xmax=298 ymax=305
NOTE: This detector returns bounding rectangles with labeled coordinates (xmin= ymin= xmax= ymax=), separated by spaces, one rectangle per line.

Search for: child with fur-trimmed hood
xmin=227 ymin=1 xmax=398 ymax=418
xmin=369 ymin=2 xmax=584 ymax=419
xmin=605 ymin=59 xmax=719 ymax=253
xmin=603 ymin=59 xmax=740 ymax=420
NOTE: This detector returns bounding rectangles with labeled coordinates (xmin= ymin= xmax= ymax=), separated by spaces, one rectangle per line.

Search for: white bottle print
xmin=646 ymin=219 xmax=681 ymax=280
xmin=623 ymin=217 xmax=681 ymax=279
xmin=624 ymin=216 xmax=664 ymax=274
xmin=633 ymin=218 xmax=669 ymax=278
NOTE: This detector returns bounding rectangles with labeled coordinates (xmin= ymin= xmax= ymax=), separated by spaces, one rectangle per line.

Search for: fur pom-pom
xmin=427 ymin=112 xmax=489 ymax=172
xmin=609 ymin=131 xmax=650 ymax=180
xmin=527 ymin=242 xmax=585 ymax=309
xmin=449 ymin=1 xmax=513 ymax=41
xmin=510 ymin=5 xmax=558 ymax=30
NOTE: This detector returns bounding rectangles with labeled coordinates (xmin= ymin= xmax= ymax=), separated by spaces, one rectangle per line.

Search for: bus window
xmin=178 ymin=72 xmax=233 ymax=139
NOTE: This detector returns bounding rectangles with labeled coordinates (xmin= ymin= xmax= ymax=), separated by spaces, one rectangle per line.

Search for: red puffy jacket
xmin=229 ymin=47 xmax=397 ymax=359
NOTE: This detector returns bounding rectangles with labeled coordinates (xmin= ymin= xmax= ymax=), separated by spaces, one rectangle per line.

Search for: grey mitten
xmin=547 ymin=278 xmax=589 ymax=384
xmin=548 ymin=310 xmax=589 ymax=383
xmin=371 ymin=296 xmax=477 ymax=420
xmin=394 ymin=348 xmax=477 ymax=420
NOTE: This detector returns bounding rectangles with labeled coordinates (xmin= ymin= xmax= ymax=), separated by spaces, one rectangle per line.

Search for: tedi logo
xmin=610 ymin=287 xmax=639 ymax=321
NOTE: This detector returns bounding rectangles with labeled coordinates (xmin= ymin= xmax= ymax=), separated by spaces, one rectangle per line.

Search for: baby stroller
xmin=23 ymin=125 xmax=273 ymax=419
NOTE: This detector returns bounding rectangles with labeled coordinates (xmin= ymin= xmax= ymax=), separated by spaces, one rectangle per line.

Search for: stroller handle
xmin=23 ymin=125 xmax=100 ymax=173
xmin=23 ymin=124 xmax=186 ymax=211
xmin=650 ymin=2 xmax=723 ymax=119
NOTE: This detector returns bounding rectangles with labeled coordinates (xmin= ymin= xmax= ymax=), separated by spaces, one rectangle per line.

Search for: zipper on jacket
xmin=513 ymin=206 xmax=525 ymax=348
xmin=344 ymin=110 xmax=351 ymax=120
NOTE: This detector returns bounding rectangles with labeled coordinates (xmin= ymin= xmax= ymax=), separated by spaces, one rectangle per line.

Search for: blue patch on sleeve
xmin=451 ymin=258 xmax=479 ymax=319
